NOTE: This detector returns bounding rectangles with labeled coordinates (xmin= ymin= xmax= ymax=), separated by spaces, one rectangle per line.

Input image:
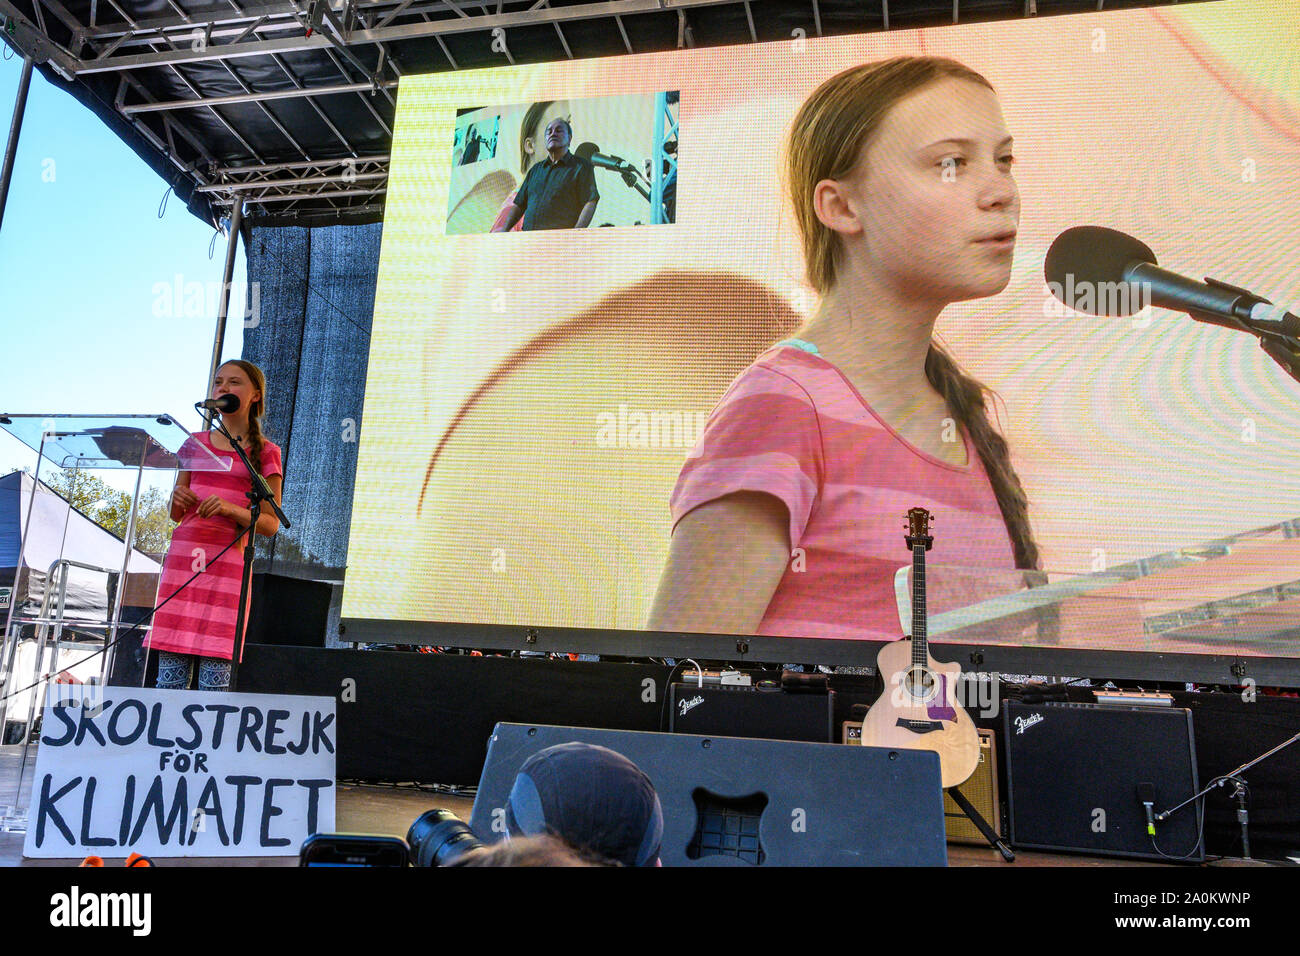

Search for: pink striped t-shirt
xmin=669 ymin=342 xmax=1018 ymax=640
xmin=144 ymin=432 xmax=284 ymax=661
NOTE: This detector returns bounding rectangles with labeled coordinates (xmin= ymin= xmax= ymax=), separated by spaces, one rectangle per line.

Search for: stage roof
xmin=0 ymin=0 xmax=1200 ymax=228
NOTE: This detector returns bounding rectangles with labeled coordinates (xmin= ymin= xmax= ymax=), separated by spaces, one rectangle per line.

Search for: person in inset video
xmin=648 ymin=56 xmax=1041 ymax=641
xmin=459 ymin=123 xmax=483 ymax=166
xmin=492 ymin=117 xmax=599 ymax=231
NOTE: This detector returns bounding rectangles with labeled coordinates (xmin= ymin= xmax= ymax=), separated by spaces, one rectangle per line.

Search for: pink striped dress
xmin=144 ymin=431 xmax=284 ymax=661
xmin=669 ymin=342 xmax=1018 ymax=641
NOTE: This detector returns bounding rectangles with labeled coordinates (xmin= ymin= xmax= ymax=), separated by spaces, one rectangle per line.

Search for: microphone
xmin=574 ymin=141 xmax=635 ymax=173
xmin=1137 ymin=782 xmax=1157 ymax=836
xmin=1044 ymin=226 xmax=1300 ymax=340
xmin=196 ymin=394 xmax=240 ymax=413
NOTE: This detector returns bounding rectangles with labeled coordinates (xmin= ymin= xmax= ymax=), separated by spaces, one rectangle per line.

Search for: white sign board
xmin=24 ymin=686 xmax=336 ymax=858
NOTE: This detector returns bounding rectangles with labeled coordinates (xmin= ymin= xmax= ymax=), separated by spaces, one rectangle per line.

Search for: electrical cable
xmin=157 ymin=180 xmax=174 ymax=218
xmin=1147 ymin=792 xmax=1209 ymax=862
xmin=0 ymin=522 xmax=249 ymax=707
xmin=657 ymin=657 xmax=719 ymax=732
xmin=251 ymin=236 xmax=373 ymax=341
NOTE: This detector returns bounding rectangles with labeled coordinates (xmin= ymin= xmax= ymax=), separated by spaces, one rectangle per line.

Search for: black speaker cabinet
xmin=470 ymin=722 xmax=948 ymax=866
xmin=1003 ymin=701 xmax=1203 ymax=861
xmin=247 ymin=573 xmax=333 ymax=647
xmin=670 ymin=683 xmax=834 ymax=742
xmin=844 ymin=722 xmax=1003 ymax=845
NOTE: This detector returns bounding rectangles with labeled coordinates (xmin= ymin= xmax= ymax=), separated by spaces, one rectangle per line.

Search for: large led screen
xmin=345 ymin=0 xmax=1300 ymax=661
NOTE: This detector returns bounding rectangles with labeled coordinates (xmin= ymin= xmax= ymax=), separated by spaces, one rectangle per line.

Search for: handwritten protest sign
xmin=23 ymin=686 xmax=336 ymax=858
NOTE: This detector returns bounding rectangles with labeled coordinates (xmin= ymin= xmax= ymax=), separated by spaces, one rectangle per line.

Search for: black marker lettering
xmin=286 ymin=711 xmax=311 ymax=755
xmin=146 ymin=702 xmax=175 ymax=748
xmin=310 ymin=711 xmax=336 ymax=754
xmin=40 ymin=704 xmax=78 ymax=747
xmin=206 ymin=704 xmax=239 ymax=749
xmin=236 ymin=707 xmax=264 ymax=753
xmin=79 ymin=777 xmax=114 ymax=847
xmin=175 ymin=704 xmax=205 ymax=750
xmin=260 ymin=779 xmax=293 ymax=848
xmin=74 ymin=702 xmax=109 ymax=746
xmin=263 ymin=710 xmax=291 ymax=755
xmin=119 ymin=775 xmax=136 ymax=846
xmin=298 ymin=779 xmax=331 ymax=836
xmin=193 ymin=776 xmax=230 ymax=846
xmin=225 ymin=775 xmax=260 ymax=845
xmin=107 ymin=699 xmax=147 ymax=746
xmin=130 ymin=776 xmax=188 ymax=846
xmin=34 ymin=774 xmax=80 ymax=848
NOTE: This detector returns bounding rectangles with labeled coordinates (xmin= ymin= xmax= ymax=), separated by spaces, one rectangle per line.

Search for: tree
xmin=43 ymin=468 xmax=175 ymax=555
xmin=97 ymin=485 xmax=175 ymax=554
xmin=42 ymin=468 xmax=119 ymax=516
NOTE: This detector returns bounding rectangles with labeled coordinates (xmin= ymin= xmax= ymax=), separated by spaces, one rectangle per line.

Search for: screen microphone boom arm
xmin=1186 ymin=276 xmax=1300 ymax=386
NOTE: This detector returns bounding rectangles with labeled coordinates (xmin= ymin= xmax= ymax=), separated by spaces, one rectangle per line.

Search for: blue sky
xmin=0 ymin=54 xmax=246 ymax=488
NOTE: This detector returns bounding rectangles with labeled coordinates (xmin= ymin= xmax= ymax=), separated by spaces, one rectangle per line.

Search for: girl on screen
xmin=648 ymin=56 xmax=1040 ymax=640
xmin=144 ymin=360 xmax=284 ymax=690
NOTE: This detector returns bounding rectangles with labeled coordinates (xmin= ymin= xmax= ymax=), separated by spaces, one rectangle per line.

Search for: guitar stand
xmin=947 ymin=785 xmax=1015 ymax=862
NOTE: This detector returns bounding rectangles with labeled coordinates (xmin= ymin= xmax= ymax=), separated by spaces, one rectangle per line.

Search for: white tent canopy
xmin=0 ymin=470 xmax=161 ymax=622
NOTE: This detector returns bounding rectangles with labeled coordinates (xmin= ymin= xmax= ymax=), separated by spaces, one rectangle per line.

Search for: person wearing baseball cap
xmin=504 ymin=742 xmax=664 ymax=867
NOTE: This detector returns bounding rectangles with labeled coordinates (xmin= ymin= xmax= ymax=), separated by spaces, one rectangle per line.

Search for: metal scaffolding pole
xmin=0 ymin=54 xmax=34 ymax=234
xmin=205 ymin=198 xmax=246 ymax=421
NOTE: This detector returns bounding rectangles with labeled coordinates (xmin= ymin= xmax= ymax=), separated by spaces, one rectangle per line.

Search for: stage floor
xmin=1 ymin=746 xmax=1195 ymax=867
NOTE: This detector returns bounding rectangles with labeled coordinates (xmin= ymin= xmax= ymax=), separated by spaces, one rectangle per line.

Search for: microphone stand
xmin=201 ymin=406 xmax=291 ymax=691
xmin=1155 ymin=727 xmax=1300 ymax=862
xmin=618 ymin=167 xmax=673 ymax=224
xmin=1257 ymin=333 xmax=1300 ymax=386
xmin=578 ymin=144 xmax=671 ymax=222
xmin=598 ymin=160 xmax=669 ymax=221
xmin=1132 ymin=273 xmax=1297 ymax=857
xmin=1188 ymin=278 xmax=1300 ymax=385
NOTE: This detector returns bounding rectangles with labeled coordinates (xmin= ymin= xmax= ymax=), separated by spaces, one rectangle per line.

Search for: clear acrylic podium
xmin=0 ymin=413 xmax=227 ymax=832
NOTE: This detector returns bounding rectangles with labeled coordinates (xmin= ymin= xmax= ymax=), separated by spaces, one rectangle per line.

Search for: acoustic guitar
xmin=858 ymin=507 xmax=979 ymax=789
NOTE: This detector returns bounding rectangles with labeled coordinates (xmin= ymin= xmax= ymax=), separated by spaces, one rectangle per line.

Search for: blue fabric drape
xmin=242 ymin=222 xmax=380 ymax=589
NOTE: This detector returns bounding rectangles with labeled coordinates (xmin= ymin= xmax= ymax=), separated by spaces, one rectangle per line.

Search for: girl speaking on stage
xmin=145 ymin=359 xmax=284 ymax=690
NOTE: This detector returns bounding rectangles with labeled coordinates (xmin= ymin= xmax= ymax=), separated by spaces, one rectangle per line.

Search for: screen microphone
xmin=1044 ymin=226 xmax=1300 ymax=340
xmin=575 ymin=141 xmax=634 ymax=172
xmin=196 ymin=394 xmax=240 ymax=413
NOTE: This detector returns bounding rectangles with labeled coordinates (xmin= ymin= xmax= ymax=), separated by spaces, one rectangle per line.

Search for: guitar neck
xmin=911 ymin=540 xmax=928 ymax=664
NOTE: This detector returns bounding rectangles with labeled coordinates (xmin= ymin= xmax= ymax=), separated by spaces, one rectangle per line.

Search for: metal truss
xmin=196 ymin=154 xmax=389 ymax=212
xmin=0 ymin=0 xmax=1138 ymax=222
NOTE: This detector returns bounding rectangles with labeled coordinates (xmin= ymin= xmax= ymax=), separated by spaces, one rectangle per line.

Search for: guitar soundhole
xmin=904 ymin=668 xmax=935 ymax=702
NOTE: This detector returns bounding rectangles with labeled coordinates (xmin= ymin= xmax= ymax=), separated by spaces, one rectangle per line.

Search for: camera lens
xmin=406 ymin=809 xmax=486 ymax=867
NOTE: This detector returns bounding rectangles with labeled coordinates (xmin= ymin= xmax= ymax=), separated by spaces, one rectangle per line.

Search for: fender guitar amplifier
xmin=1003 ymin=701 xmax=1203 ymax=861
xmin=943 ymin=728 xmax=1001 ymax=844
xmin=670 ymin=683 xmax=834 ymax=743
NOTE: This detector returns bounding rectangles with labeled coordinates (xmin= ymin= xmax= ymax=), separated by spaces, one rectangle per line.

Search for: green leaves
xmin=45 ymin=468 xmax=174 ymax=555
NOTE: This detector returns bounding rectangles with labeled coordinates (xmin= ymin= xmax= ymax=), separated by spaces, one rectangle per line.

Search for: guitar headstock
xmin=905 ymin=507 xmax=934 ymax=551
